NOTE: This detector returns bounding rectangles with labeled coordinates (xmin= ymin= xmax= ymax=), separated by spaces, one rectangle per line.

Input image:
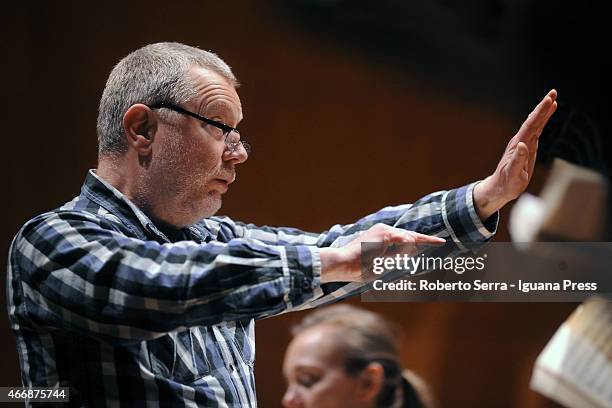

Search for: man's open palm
xmin=474 ymin=90 xmax=558 ymax=220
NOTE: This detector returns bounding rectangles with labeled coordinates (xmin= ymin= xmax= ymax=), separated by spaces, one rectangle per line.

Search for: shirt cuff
xmin=282 ymin=245 xmax=323 ymax=307
xmin=441 ymin=181 xmax=499 ymax=252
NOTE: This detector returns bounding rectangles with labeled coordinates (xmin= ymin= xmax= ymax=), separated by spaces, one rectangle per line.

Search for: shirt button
xmin=302 ymin=279 xmax=311 ymax=290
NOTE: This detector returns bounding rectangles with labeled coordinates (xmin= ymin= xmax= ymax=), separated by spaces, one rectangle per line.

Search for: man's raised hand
xmin=474 ymin=89 xmax=558 ymax=220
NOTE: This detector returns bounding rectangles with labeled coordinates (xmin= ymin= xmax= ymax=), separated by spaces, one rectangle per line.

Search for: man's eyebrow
xmin=204 ymin=102 xmax=243 ymax=126
xmin=203 ymin=100 xmax=234 ymax=115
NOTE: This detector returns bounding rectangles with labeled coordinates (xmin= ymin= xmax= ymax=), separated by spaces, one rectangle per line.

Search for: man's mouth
xmin=213 ymin=178 xmax=232 ymax=192
xmin=218 ymin=173 xmax=235 ymax=184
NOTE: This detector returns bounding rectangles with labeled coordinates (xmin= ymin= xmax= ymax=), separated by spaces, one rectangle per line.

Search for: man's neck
xmin=96 ymin=154 xmax=140 ymax=203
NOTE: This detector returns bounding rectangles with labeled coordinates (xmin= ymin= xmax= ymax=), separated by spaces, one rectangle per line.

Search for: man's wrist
xmin=319 ymin=247 xmax=352 ymax=283
xmin=473 ymin=176 xmax=508 ymax=221
xmin=320 ymin=248 xmax=339 ymax=283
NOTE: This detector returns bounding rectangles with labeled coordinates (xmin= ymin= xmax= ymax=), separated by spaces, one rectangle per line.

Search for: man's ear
xmin=356 ymin=362 xmax=385 ymax=402
xmin=122 ymin=104 xmax=157 ymax=155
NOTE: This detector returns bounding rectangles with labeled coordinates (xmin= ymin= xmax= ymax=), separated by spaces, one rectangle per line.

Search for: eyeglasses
xmin=147 ymin=102 xmax=251 ymax=155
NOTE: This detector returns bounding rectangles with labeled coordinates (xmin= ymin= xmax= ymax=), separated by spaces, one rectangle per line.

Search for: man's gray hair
xmin=97 ymin=42 xmax=238 ymax=157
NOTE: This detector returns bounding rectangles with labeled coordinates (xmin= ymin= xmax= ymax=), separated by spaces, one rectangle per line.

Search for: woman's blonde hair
xmin=292 ymin=304 xmax=433 ymax=408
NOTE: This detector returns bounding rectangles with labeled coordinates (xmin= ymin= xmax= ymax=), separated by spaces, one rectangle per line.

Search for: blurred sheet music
xmin=531 ymin=297 xmax=612 ymax=408
xmin=510 ymin=158 xmax=608 ymax=243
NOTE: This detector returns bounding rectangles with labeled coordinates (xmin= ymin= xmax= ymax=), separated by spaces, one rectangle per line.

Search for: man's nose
xmin=223 ymin=146 xmax=248 ymax=165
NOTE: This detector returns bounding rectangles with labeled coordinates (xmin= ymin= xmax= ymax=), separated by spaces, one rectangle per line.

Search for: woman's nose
xmin=282 ymin=388 xmax=303 ymax=408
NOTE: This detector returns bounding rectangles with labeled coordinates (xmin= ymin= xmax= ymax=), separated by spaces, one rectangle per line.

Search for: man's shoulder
xmin=13 ymin=195 xmax=127 ymax=245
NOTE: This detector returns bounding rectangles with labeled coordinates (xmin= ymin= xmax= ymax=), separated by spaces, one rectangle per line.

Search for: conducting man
xmin=7 ymin=42 xmax=556 ymax=407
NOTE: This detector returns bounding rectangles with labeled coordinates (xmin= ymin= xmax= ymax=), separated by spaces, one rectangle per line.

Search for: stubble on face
xmin=134 ymin=67 xmax=243 ymax=228
xmin=141 ymin=121 xmax=225 ymax=227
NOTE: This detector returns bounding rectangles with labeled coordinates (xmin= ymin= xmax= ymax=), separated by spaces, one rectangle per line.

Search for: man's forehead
xmin=189 ymin=66 xmax=242 ymax=120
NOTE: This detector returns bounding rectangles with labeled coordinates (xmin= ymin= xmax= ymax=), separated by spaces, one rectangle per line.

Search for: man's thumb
xmin=509 ymin=142 xmax=529 ymax=175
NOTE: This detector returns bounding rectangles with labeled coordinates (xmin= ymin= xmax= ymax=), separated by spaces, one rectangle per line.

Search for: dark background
xmin=3 ymin=1 xmax=607 ymax=406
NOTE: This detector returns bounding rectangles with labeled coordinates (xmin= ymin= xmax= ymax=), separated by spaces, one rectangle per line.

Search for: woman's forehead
xmin=287 ymin=326 xmax=346 ymax=367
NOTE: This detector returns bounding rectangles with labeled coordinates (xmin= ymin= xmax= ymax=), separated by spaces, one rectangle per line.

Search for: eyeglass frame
xmin=146 ymin=102 xmax=251 ymax=155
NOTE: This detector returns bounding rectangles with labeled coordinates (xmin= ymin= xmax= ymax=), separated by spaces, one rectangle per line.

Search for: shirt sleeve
xmin=213 ymin=181 xmax=498 ymax=310
xmin=8 ymin=210 xmax=321 ymax=345
xmin=215 ymin=182 xmax=496 ymax=246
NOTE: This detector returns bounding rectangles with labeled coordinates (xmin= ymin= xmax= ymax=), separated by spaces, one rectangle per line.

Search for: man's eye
xmin=205 ymin=124 xmax=224 ymax=138
xmin=210 ymin=116 xmax=228 ymax=126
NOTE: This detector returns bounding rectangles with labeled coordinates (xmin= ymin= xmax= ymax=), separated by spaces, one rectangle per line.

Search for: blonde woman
xmin=283 ymin=304 xmax=434 ymax=408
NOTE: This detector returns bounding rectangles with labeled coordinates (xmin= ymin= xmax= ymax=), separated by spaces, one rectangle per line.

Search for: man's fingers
xmin=381 ymin=229 xmax=445 ymax=258
xmin=374 ymin=224 xmax=445 ymax=246
xmin=537 ymin=90 xmax=557 ymax=118
xmin=527 ymin=139 xmax=537 ymax=176
xmin=390 ymin=231 xmax=445 ymax=246
xmin=535 ymin=89 xmax=557 ymax=122
xmin=383 ymin=229 xmax=420 ymax=245
xmin=527 ymin=97 xmax=553 ymax=131
xmin=410 ymin=232 xmax=446 ymax=243
xmin=535 ymin=100 xmax=558 ymax=136
xmin=527 ymin=95 xmax=557 ymax=176
xmin=522 ymin=91 xmax=556 ymax=179
xmin=519 ymin=89 xmax=557 ymax=138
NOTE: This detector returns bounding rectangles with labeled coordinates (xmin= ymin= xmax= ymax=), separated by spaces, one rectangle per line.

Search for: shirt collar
xmin=81 ymin=169 xmax=172 ymax=242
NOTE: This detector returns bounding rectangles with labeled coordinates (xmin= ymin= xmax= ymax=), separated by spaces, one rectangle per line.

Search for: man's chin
xmin=160 ymin=198 xmax=222 ymax=228
xmin=199 ymin=195 xmax=223 ymax=219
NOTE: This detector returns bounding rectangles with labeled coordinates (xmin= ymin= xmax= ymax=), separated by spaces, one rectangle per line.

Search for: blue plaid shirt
xmin=7 ymin=170 xmax=497 ymax=407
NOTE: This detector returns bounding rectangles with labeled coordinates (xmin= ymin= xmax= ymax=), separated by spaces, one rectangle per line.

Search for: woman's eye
xmin=297 ymin=374 xmax=319 ymax=388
